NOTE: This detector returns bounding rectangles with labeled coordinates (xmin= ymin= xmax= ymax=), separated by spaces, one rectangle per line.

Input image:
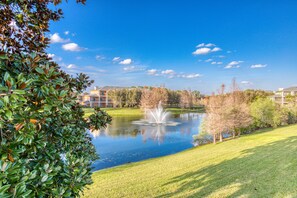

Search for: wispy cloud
xmin=211 ymin=61 xmax=223 ymax=65
xmin=50 ymin=33 xmax=69 ymax=43
xmin=112 ymin=57 xmax=121 ymax=62
xmin=48 ymin=53 xmax=62 ymax=62
xmin=62 ymin=43 xmax=85 ymax=51
xmin=123 ymin=66 xmax=145 ymax=72
xmin=205 ymin=59 xmax=213 ymax=62
xmin=64 ymin=31 xmax=69 ymax=35
xmin=251 ymin=64 xmax=267 ymax=69
xmin=119 ymin=58 xmax=132 ymax=65
xmin=241 ymin=81 xmax=253 ymax=85
xmin=147 ymin=69 xmax=158 ymax=76
xmin=67 ymin=64 xmax=77 ymax=69
xmin=225 ymin=61 xmax=243 ymax=69
xmin=95 ymin=55 xmax=105 ymax=61
xmin=161 ymin=69 xmax=175 ymax=75
xmin=196 ymin=43 xmax=216 ymax=48
xmin=178 ymin=73 xmax=201 ymax=79
xmin=147 ymin=68 xmax=201 ymax=79
xmin=211 ymin=47 xmax=222 ymax=52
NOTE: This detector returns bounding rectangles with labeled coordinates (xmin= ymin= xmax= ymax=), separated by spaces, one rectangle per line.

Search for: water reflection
xmin=90 ymin=113 xmax=203 ymax=170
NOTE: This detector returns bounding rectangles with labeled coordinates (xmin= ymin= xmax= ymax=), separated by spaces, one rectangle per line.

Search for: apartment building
xmin=271 ymin=87 xmax=297 ymax=106
xmin=78 ymin=86 xmax=124 ymax=107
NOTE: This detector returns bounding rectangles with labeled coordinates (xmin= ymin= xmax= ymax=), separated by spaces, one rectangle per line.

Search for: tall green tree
xmin=0 ymin=1 xmax=111 ymax=197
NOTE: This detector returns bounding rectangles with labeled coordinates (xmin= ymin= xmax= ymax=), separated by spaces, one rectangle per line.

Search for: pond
xmin=91 ymin=113 xmax=203 ymax=171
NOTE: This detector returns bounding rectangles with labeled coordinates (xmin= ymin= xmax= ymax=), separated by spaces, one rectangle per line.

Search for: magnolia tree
xmin=0 ymin=1 xmax=111 ymax=197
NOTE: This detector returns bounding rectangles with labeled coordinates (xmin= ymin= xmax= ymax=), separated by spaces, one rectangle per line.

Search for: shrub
xmin=0 ymin=1 xmax=111 ymax=197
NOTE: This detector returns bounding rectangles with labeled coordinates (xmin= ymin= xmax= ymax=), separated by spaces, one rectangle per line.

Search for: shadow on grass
xmin=159 ymin=135 xmax=297 ymax=197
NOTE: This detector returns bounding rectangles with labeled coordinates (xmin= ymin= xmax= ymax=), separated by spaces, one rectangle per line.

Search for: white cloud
xmin=95 ymin=55 xmax=105 ymax=61
xmin=161 ymin=69 xmax=175 ymax=75
xmin=211 ymin=61 xmax=223 ymax=65
xmin=47 ymin=53 xmax=62 ymax=62
xmin=205 ymin=43 xmax=216 ymax=47
xmin=193 ymin=43 xmax=222 ymax=55
xmin=50 ymin=33 xmax=69 ymax=43
xmin=113 ymin=57 xmax=120 ymax=62
xmin=64 ymin=31 xmax=69 ymax=35
xmin=196 ymin=43 xmax=205 ymax=48
xmin=251 ymin=64 xmax=267 ymax=69
xmin=225 ymin=61 xmax=243 ymax=69
xmin=205 ymin=59 xmax=213 ymax=62
xmin=196 ymin=43 xmax=216 ymax=48
xmin=147 ymin=69 xmax=158 ymax=76
xmin=211 ymin=47 xmax=221 ymax=52
xmin=119 ymin=58 xmax=132 ymax=65
xmin=218 ymin=55 xmax=225 ymax=58
xmin=241 ymin=81 xmax=253 ymax=85
xmin=179 ymin=73 xmax=201 ymax=79
xmin=123 ymin=66 xmax=145 ymax=72
xmin=62 ymin=43 xmax=85 ymax=51
xmin=193 ymin=47 xmax=212 ymax=55
xmin=67 ymin=64 xmax=77 ymax=69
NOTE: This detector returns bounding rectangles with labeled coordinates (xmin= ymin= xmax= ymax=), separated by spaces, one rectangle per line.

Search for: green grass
xmin=83 ymin=108 xmax=142 ymax=117
xmin=83 ymin=125 xmax=297 ymax=198
xmin=83 ymin=107 xmax=204 ymax=117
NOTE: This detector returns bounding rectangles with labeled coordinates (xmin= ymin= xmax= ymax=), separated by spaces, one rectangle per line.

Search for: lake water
xmin=91 ymin=113 xmax=203 ymax=171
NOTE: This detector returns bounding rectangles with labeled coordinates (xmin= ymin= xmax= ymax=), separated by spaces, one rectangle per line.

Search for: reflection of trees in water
xmin=179 ymin=113 xmax=202 ymax=121
xmin=141 ymin=125 xmax=166 ymax=143
xmin=90 ymin=113 xmax=203 ymax=140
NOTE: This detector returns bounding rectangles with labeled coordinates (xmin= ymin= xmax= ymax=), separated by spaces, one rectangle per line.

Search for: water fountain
xmin=132 ymin=101 xmax=179 ymax=126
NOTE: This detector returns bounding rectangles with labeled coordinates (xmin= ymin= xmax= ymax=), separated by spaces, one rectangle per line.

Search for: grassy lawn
xmin=83 ymin=124 xmax=297 ymax=198
xmin=83 ymin=108 xmax=143 ymax=117
xmin=83 ymin=107 xmax=204 ymax=117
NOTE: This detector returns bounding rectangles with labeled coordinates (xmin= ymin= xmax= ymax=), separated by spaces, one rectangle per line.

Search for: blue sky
xmin=48 ymin=0 xmax=297 ymax=93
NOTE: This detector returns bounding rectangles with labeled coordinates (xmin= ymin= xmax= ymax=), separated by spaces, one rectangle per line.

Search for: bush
xmin=250 ymin=98 xmax=277 ymax=128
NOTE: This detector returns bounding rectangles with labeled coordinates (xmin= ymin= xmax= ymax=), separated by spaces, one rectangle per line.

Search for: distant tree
xmin=108 ymin=89 xmax=126 ymax=107
xmin=204 ymin=84 xmax=227 ymax=143
xmin=204 ymin=80 xmax=252 ymax=143
xmin=179 ymin=90 xmax=193 ymax=108
xmin=243 ymin=89 xmax=273 ymax=103
xmin=0 ymin=1 xmax=111 ymax=197
xmin=250 ymin=98 xmax=277 ymax=128
xmin=125 ymin=88 xmax=142 ymax=107
xmin=167 ymin=90 xmax=180 ymax=107
xmin=224 ymin=80 xmax=252 ymax=138
xmin=140 ymin=87 xmax=168 ymax=109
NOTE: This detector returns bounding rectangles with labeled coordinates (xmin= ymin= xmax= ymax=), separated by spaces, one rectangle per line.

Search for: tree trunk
xmin=213 ymin=134 xmax=216 ymax=144
xmin=219 ymin=133 xmax=223 ymax=142
xmin=232 ymin=131 xmax=236 ymax=138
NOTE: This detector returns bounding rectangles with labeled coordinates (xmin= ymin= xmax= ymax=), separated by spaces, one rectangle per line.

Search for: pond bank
xmin=83 ymin=124 xmax=297 ymax=197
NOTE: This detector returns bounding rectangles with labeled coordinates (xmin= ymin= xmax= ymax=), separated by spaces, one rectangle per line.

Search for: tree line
xmin=107 ymin=87 xmax=202 ymax=109
xmin=197 ymin=80 xmax=297 ymax=144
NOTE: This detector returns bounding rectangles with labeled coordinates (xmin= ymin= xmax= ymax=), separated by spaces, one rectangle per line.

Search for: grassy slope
xmin=83 ymin=125 xmax=297 ymax=198
xmin=83 ymin=108 xmax=142 ymax=117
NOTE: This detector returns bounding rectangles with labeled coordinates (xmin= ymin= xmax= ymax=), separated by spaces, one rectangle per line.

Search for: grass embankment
xmin=83 ymin=107 xmax=204 ymax=117
xmin=83 ymin=108 xmax=142 ymax=117
xmin=83 ymin=125 xmax=297 ymax=197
